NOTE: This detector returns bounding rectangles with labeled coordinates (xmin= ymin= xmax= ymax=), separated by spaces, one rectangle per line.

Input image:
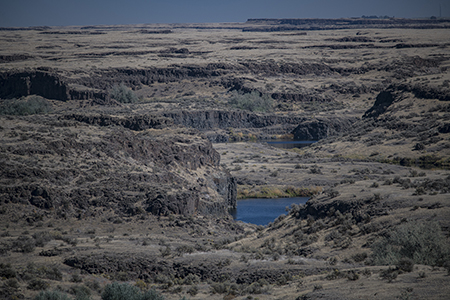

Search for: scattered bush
xmin=379 ymin=268 xmax=398 ymax=283
xmin=0 ymin=263 xmax=17 ymax=278
xmin=370 ymin=222 xmax=450 ymax=267
xmin=346 ymin=270 xmax=359 ymax=281
xmin=85 ymin=280 xmax=101 ymax=293
xmin=33 ymin=231 xmax=53 ymax=247
xmin=187 ymin=286 xmax=198 ymax=296
xmin=44 ymin=266 xmax=63 ymax=281
xmin=228 ymin=90 xmax=273 ymax=112
xmin=309 ymin=166 xmax=322 ymax=174
xmin=160 ymin=246 xmax=172 ymax=257
xmin=325 ymin=189 xmax=340 ymax=198
xmin=21 ymin=263 xmax=62 ymax=282
xmin=69 ymin=285 xmax=92 ymax=300
xmin=352 ymin=252 xmax=368 ymax=263
xmin=27 ymin=279 xmax=50 ymax=291
xmin=12 ymin=235 xmax=36 ymax=253
xmin=326 ymin=269 xmax=345 ymax=280
xmin=34 ymin=290 xmax=71 ymax=300
xmin=443 ymin=261 xmax=450 ymax=276
xmin=313 ymin=284 xmax=323 ymax=291
xmin=182 ymin=273 xmax=200 ymax=285
xmin=361 ymin=268 xmax=372 ymax=277
xmin=102 ymin=282 xmax=164 ymax=300
xmin=396 ymin=258 xmax=414 ymax=272
xmin=109 ymin=83 xmax=139 ymax=103
xmin=0 ymin=96 xmax=52 ymax=116
xmin=70 ymin=273 xmax=83 ymax=283
xmin=210 ymin=281 xmax=239 ymax=295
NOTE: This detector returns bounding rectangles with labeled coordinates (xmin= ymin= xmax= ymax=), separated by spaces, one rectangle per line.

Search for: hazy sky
xmin=0 ymin=0 xmax=448 ymax=27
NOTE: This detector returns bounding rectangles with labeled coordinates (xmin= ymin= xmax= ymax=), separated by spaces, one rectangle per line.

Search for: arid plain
xmin=1 ymin=19 xmax=450 ymax=299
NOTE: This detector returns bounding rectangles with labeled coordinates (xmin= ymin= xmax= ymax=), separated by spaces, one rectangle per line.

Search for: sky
xmin=0 ymin=0 xmax=448 ymax=27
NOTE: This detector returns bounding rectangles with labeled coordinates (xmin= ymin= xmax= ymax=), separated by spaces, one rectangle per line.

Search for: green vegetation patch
xmin=102 ymin=282 xmax=164 ymax=300
xmin=370 ymin=222 xmax=450 ymax=267
xmin=237 ymin=185 xmax=322 ymax=199
xmin=109 ymin=83 xmax=139 ymax=103
xmin=0 ymin=96 xmax=52 ymax=115
xmin=380 ymin=155 xmax=450 ymax=170
xmin=228 ymin=90 xmax=273 ymax=112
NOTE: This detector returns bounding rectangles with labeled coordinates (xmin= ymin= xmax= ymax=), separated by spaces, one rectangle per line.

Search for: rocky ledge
xmin=0 ymin=113 xmax=236 ymax=220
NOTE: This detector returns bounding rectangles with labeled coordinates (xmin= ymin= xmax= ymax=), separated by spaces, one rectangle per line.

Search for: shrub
xmin=0 ymin=96 xmax=52 ymax=115
xmin=0 ymin=263 xmax=16 ymax=278
xmin=70 ymin=273 xmax=83 ymax=283
xmin=346 ymin=270 xmax=359 ymax=281
xmin=228 ymin=90 xmax=273 ymax=112
xmin=396 ymin=258 xmax=414 ymax=272
xmin=379 ymin=268 xmax=398 ymax=283
xmin=187 ymin=286 xmax=198 ymax=296
xmin=110 ymin=84 xmax=139 ymax=103
xmin=325 ymin=189 xmax=340 ymax=198
xmin=352 ymin=252 xmax=368 ymax=263
xmin=370 ymin=222 xmax=450 ymax=266
xmin=102 ymin=282 xmax=164 ymax=300
xmin=182 ymin=273 xmax=200 ymax=285
xmin=27 ymin=279 xmax=50 ymax=291
xmin=33 ymin=231 xmax=53 ymax=247
xmin=44 ymin=266 xmax=63 ymax=281
xmin=69 ymin=285 xmax=92 ymax=300
xmin=34 ymin=290 xmax=71 ymax=300
xmin=12 ymin=235 xmax=36 ymax=253
xmin=210 ymin=281 xmax=239 ymax=295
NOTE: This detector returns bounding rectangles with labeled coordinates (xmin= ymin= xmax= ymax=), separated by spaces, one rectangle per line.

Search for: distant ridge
xmin=243 ymin=18 xmax=450 ymax=31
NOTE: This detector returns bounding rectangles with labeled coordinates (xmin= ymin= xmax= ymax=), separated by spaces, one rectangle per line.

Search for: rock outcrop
xmin=292 ymin=117 xmax=357 ymax=140
xmin=163 ymin=110 xmax=304 ymax=131
xmin=0 ymin=114 xmax=236 ymax=218
xmin=363 ymin=90 xmax=397 ymax=119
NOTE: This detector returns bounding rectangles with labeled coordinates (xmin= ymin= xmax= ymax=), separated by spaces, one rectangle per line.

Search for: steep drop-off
xmin=0 ymin=113 xmax=236 ymax=220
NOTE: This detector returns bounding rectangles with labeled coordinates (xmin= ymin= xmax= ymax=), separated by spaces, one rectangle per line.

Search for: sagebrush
xmin=370 ymin=222 xmax=450 ymax=266
xmin=0 ymin=96 xmax=52 ymax=115
xmin=109 ymin=84 xmax=139 ymax=103
xmin=101 ymin=282 xmax=164 ymax=300
xmin=228 ymin=90 xmax=273 ymax=112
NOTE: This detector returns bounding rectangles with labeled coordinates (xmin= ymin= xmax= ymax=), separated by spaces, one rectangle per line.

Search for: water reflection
xmin=231 ymin=197 xmax=309 ymax=226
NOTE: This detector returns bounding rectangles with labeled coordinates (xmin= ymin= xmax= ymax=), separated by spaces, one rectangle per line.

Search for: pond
xmin=231 ymin=197 xmax=309 ymax=226
xmin=265 ymin=140 xmax=317 ymax=149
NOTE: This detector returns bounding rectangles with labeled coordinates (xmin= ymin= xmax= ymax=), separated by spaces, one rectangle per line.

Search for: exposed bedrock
xmin=292 ymin=117 xmax=357 ymax=140
xmin=162 ymin=109 xmax=357 ymax=142
xmin=0 ymin=70 xmax=108 ymax=101
xmin=0 ymin=116 xmax=236 ymax=217
xmin=0 ymin=70 xmax=69 ymax=100
xmin=163 ymin=110 xmax=305 ymax=131
xmin=2 ymin=58 xmax=447 ymax=104
xmin=64 ymin=252 xmax=323 ymax=283
xmin=62 ymin=113 xmax=174 ymax=130
xmin=363 ymin=89 xmax=397 ymax=119
xmin=0 ymin=61 xmax=343 ymax=102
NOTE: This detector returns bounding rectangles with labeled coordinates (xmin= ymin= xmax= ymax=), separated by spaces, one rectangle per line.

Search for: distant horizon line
xmin=1 ymin=16 xmax=449 ymax=29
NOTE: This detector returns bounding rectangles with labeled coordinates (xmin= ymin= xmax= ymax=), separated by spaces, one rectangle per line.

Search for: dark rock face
xmin=64 ymin=252 xmax=323 ymax=284
xmin=0 ymin=115 xmax=236 ymax=218
xmin=363 ymin=90 xmax=396 ymax=119
xmin=0 ymin=61 xmax=335 ymax=102
xmin=0 ymin=71 xmax=68 ymax=100
xmin=62 ymin=113 xmax=174 ymax=130
xmin=395 ymin=83 xmax=450 ymax=101
xmin=163 ymin=110 xmax=304 ymax=131
xmin=292 ymin=117 xmax=356 ymax=141
xmin=0 ymin=70 xmax=109 ymax=101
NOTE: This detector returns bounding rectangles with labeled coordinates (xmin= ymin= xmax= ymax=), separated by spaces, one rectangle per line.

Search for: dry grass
xmin=1 ymin=21 xmax=450 ymax=300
